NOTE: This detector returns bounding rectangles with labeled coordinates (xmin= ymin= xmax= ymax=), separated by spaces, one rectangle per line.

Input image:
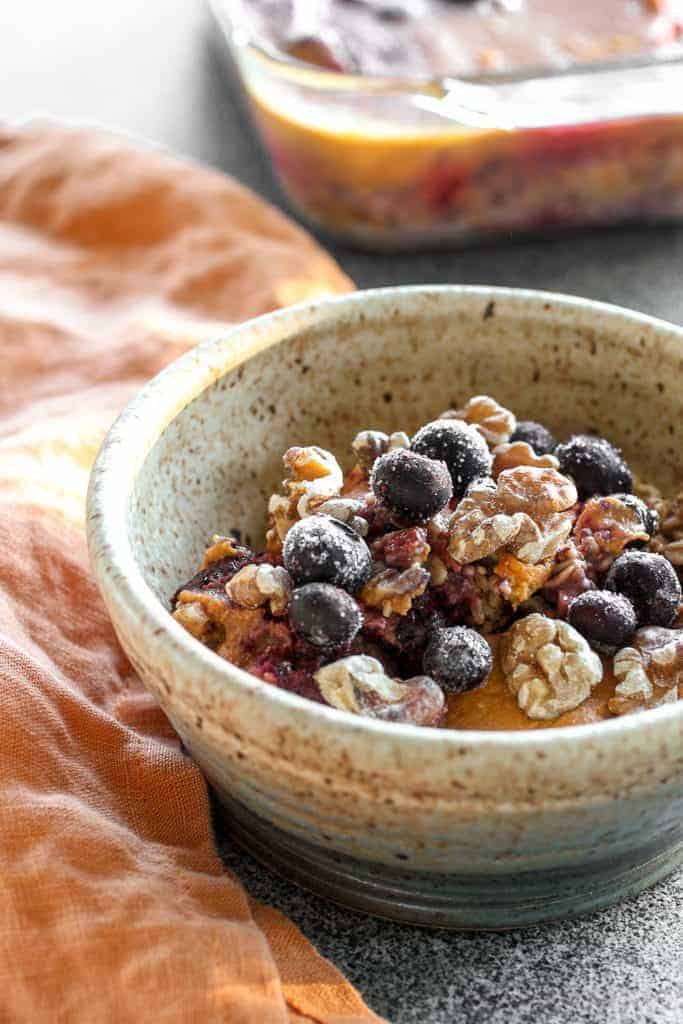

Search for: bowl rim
xmin=86 ymin=284 xmax=683 ymax=754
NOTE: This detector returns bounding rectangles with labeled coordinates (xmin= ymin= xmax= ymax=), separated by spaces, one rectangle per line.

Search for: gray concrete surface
xmin=5 ymin=2 xmax=682 ymax=1020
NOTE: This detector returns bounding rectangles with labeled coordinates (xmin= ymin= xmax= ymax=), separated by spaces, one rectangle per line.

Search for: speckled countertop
xmin=8 ymin=2 xmax=682 ymax=1020
xmin=219 ymin=823 xmax=682 ymax=1024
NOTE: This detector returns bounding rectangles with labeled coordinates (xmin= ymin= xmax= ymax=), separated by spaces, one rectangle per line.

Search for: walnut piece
xmin=610 ymin=626 xmax=683 ymax=716
xmin=172 ymin=600 xmax=213 ymax=642
xmin=496 ymin=466 xmax=577 ymax=517
xmin=225 ymin=563 xmax=292 ymax=616
xmin=515 ymin=513 xmax=575 ymax=565
xmin=448 ymin=477 xmax=515 ymax=564
xmin=442 ymin=395 xmax=516 ymax=447
xmin=267 ymin=445 xmax=343 ymax=547
xmin=501 ymin=613 xmax=603 ymax=720
xmin=283 ymin=445 xmax=343 ymax=516
xmin=448 ymin=468 xmax=576 ymax=566
xmin=389 ymin=430 xmax=411 ymax=451
xmin=201 ymin=535 xmax=248 ymax=568
xmin=351 ymin=429 xmax=409 ymax=475
xmin=316 ymin=496 xmax=369 ymax=536
xmin=173 ymin=587 xmax=232 ymax=647
xmin=315 ymin=655 xmax=445 ymax=726
xmin=492 ymin=441 xmax=559 ymax=479
xmin=359 ymin=565 xmax=430 ymax=616
xmin=574 ymin=496 xmax=649 ymax=572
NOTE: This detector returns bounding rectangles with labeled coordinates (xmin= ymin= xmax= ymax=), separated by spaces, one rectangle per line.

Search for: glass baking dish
xmin=210 ymin=0 xmax=683 ymax=250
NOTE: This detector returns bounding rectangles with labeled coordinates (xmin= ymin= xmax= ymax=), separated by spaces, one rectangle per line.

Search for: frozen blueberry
xmin=411 ymin=419 xmax=492 ymax=500
xmin=605 ymin=550 xmax=681 ymax=628
xmin=290 ymin=583 xmax=362 ymax=648
xmin=283 ymin=515 xmax=372 ymax=593
xmin=371 ymin=448 xmax=452 ymax=523
xmin=510 ymin=420 xmax=557 ymax=455
xmin=567 ymin=590 xmax=637 ymax=655
xmin=423 ymin=626 xmax=493 ymax=694
xmin=613 ymin=493 xmax=659 ymax=537
xmin=555 ymin=434 xmax=633 ymax=499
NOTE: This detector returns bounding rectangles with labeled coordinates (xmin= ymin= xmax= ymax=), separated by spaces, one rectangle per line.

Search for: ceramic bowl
xmin=87 ymin=286 xmax=683 ymax=929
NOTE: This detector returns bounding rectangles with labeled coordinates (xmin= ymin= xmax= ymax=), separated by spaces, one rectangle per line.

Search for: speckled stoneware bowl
xmin=87 ymin=286 xmax=683 ymax=929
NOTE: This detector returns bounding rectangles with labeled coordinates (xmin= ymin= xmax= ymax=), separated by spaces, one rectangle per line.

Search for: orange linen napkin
xmin=0 ymin=123 xmax=385 ymax=1024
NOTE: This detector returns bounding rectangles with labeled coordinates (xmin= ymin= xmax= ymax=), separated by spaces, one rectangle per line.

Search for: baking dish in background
xmin=209 ymin=0 xmax=683 ymax=250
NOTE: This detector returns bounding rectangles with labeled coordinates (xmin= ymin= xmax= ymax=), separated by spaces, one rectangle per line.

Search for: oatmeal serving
xmin=172 ymin=396 xmax=683 ymax=729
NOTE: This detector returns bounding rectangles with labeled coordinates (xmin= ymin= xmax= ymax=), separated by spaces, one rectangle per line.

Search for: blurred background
xmin=4 ymin=0 xmax=683 ymax=324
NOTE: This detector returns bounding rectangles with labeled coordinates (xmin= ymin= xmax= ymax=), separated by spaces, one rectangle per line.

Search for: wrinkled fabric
xmin=0 ymin=123 xmax=384 ymax=1024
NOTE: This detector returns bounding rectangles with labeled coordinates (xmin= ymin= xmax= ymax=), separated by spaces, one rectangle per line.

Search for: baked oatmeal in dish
xmin=172 ymin=396 xmax=683 ymax=730
xmin=212 ymin=0 xmax=683 ymax=247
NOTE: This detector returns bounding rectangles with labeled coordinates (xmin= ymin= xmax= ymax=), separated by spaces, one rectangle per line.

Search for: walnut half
xmin=315 ymin=655 xmax=445 ymax=726
xmin=448 ymin=468 xmax=576 ymax=567
xmin=501 ymin=613 xmax=603 ymax=720
xmin=610 ymin=626 xmax=683 ymax=716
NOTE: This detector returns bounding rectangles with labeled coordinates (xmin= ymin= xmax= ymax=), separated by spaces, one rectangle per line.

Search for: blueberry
xmin=423 ymin=626 xmax=493 ymax=694
xmin=567 ymin=590 xmax=637 ymax=655
xmin=510 ymin=420 xmax=557 ymax=455
xmin=411 ymin=420 xmax=492 ymax=500
xmin=371 ymin=448 xmax=452 ymax=523
xmin=283 ymin=515 xmax=372 ymax=593
xmin=290 ymin=583 xmax=362 ymax=648
xmin=605 ymin=550 xmax=681 ymax=628
xmin=613 ymin=493 xmax=659 ymax=537
xmin=555 ymin=434 xmax=633 ymax=499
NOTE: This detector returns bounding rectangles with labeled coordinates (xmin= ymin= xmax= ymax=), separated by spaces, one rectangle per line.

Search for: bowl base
xmin=216 ymin=794 xmax=683 ymax=930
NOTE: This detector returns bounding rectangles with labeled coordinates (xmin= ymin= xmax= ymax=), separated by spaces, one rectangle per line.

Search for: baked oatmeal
xmin=172 ymin=396 xmax=682 ymax=729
